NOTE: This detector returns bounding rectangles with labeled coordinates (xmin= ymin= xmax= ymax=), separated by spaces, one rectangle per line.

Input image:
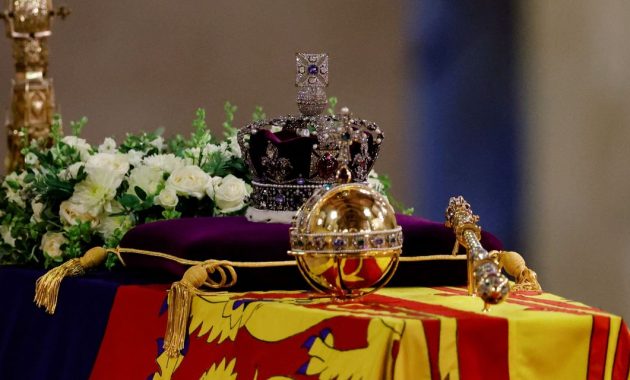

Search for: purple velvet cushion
xmin=118 ymin=215 xmax=502 ymax=289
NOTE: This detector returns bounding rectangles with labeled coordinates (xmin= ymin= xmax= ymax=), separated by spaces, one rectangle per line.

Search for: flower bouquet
xmin=0 ymin=102 xmax=261 ymax=268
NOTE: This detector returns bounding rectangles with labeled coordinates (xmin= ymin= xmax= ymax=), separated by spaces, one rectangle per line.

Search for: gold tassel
xmin=493 ymin=250 xmax=543 ymax=293
xmin=34 ymin=246 xmax=109 ymax=314
xmin=163 ymin=265 xmax=209 ymax=358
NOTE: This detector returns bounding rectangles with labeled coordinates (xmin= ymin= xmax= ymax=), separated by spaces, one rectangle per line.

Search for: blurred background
xmin=0 ymin=0 xmax=628 ymax=318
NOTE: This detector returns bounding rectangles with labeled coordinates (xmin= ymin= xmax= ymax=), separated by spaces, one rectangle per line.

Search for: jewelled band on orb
xmin=289 ymin=227 xmax=403 ymax=255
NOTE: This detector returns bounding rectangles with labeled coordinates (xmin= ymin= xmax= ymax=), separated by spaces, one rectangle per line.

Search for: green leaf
xmin=134 ymin=186 xmax=147 ymax=201
xmin=252 ymin=106 xmax=266 ymax=122
xmin=222 ymin=101 xmax=238 ymax=137
xmin=105 ymin=252 xmax=119 ymax=269
xmin=327 ymin=96 xmax=338 ymax=116
xmin=50 ymin=115 xmax=63 ymax=144
xmin=119 ymin=194 xmax=141 ymax=210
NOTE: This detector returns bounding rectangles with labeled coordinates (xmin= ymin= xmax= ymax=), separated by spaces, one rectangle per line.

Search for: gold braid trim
xmin=34 ymin=246 xmax=109 ymax=314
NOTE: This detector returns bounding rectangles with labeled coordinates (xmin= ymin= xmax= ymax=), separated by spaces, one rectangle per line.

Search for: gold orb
xmin=288 ymin=183 xmax=402 ymax=298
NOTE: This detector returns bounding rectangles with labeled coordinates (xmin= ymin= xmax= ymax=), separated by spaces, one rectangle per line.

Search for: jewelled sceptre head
xmin=445 ymin=196 xmax=509 ymax=311
xmin=1 ymin=0 xmax=69 ymax=172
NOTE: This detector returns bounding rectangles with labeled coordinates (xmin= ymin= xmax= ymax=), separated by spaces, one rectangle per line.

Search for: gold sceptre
xmin=1 ymin=0 xmax=69 ymax=172
xmin=445 ymin=196 xmax=509 ymax=311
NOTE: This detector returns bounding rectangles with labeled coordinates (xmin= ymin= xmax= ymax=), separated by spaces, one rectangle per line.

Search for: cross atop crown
xmin=295 ymin=53 xmax=328 ymax=88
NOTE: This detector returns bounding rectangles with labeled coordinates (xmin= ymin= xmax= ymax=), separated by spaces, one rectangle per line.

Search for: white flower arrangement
xmin=0 ymin=105 xmax=252 ymax=268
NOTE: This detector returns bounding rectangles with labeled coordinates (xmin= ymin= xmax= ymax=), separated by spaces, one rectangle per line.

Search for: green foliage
xmin=70 ymin=117 xmax=88 ymax=136
xmin=190 ymin=108 xmax=212 ymax=146
xmin=50 ymin=115 xmax=63 ymax=144
xmin=222 ymin=101 xmax=238 ymax=137
xmin=252 ymin=106 xmax=266 ymax=122
xmin=119 ymin=130 xmax=163 ymax=155
xmin=327 ymin=96 xmax=338 ymax=116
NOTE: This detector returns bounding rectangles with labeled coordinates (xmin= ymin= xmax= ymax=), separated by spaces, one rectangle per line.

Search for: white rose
xmin=24 ymin=152 xmax=39 ymax=166
xmin=40 ymin=232 xmax=67 ymax=259
xmin=31 ymin=201 xmax=44 ymax=223
xmin=59 ymin=200 xmax=99 ymax=227
xmin=167 ymin=165 xmax=210 ymax=199
xmin=214 ymin=174 xmax=251 ymax=213
xmin=156 ymin=187 xmax=178 ymax=209
xmin=126 ymin=165 xmax=164 ymax=196
xmin=143 ymin=154 xmax=186 ymax=174
xmin=59 ymin=162 xmax=85 ymax=180
xmin=126 ymin=149 xmax=144 ymax=167
xmin=85 ymin=153 xmax=130 ymax=178
xmin=61 ymin=136 xmax=92 ymax=161
xmin=0 ymin=224 xmax=15 ymax=247
xmin=98 ymin=137 xmax=117 ymax=153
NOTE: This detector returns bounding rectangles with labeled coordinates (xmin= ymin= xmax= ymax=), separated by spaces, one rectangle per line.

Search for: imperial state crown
xmin=237 ymin=53 xmax=384 ymax=222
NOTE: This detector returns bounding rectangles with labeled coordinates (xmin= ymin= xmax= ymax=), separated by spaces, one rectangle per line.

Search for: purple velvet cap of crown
xmin=238 ymin=114 xmax=385 ymax=212
xmin=118 ymin=215 xmax=503 ymax=289
xmin=247 ymin=128 xmax=380 ymax=182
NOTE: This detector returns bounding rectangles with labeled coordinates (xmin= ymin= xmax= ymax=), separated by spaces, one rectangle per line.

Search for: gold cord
xmin=400 ymin=254 xmax=466 ymax=262
xmin=113 ymin=246 xmax=466 ymax=268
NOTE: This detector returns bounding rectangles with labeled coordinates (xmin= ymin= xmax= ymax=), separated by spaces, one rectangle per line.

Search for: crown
xmin=237 ymin=53 xmax=384 ymax=220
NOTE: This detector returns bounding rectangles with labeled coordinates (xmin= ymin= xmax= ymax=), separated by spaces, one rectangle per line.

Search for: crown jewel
xmin=238 ymin=53 xmax=384 ymax=218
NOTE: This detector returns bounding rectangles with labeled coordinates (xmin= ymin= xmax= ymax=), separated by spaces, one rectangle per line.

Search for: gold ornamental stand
xmin=1 ymin=0 xmax=69 ymax=172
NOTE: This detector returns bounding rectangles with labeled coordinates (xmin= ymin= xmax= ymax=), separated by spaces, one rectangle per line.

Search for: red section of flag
xmin=173 ymin=315 xmax=370 ymax=379
xmin=509 ymin=293 xmax=602 ymax=313
xmin=613 ymin=321 xmax=630 ymax=380
xmin=362 ymin=293 xmax=492 ymax=320
xmin=457 ymin=316 xmax=510 ymax=380
xmin=587 ymin=315 xmax=611 ymax=380
xmin=421 ymin=319 xmax=441 ymax=380
xmin=91 ymin=286 xmax=379 ymax=379
xmin=90 ymin=284 xmax=170 ymax=380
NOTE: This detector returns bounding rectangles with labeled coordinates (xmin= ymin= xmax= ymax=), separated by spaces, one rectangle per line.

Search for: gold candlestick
xmin=1 ymin=0 xmax=69 ymax=172
xmin=445 ymin=196 xmax=509 ymax=311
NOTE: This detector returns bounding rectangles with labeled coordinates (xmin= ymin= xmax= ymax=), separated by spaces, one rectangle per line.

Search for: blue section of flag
xmin=0 ymin=267 xmax=119 ymax=380
xmin=410 ymin=1 xmax=521 ymax=247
